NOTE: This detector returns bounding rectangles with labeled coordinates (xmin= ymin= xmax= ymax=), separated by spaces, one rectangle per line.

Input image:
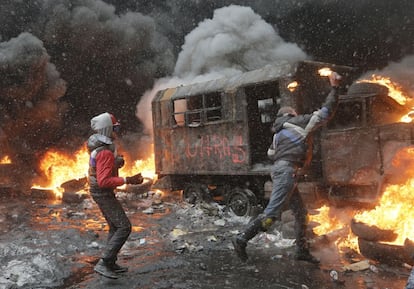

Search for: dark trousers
xmin=91 ymin=189 xmax=132 ymax=264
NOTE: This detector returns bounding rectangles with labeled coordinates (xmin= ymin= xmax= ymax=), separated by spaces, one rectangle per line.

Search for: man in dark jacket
xmin=232 ymin=71 xmax=342 ymax=264
xmin=87 ymin=112 xmax=144 ymax=279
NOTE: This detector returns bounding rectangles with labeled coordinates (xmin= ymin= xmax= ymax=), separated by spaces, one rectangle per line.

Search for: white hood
xmin=90 ymin=112 xmax=113 ymax=138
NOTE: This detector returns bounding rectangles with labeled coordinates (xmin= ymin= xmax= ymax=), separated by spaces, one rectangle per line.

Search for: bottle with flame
xmin=318 ymin=67 xmax=342 ymax=80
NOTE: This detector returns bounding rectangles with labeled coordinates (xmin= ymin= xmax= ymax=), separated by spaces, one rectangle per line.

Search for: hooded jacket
xmin=268 ymin=114 xmax=311 ymax=165
xmin=268 ymin=87 xmax=339 ymax=166
xmin=87 ymin=113 xmax=125 ymax=191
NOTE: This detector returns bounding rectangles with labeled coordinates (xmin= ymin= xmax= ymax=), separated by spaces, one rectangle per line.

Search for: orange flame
xmin=32 ymin=145 xmax=157 ymax=199
xmin=311 ymin=146 xmax=414 ymax=256
xmin=318 ymin=67 xmax=333 ymax=77
xmin=354 ymin=180 xmax=414 ymax=245
xmin=287 ymin=81 xmax=298 ymax=92
xmin=358 ymin=75 xmax=408 ymax=106
xmin=0 ymin=155 xmax=12 ymax=164
xmin=32 ymin=147 xmax=90 ymax=198
xmin=120 ymin=145 xmax=156 ymax=179
xmin=400 ymin=111 xmax=414 ymax=123
xmin=310 ymin=205 xmax=359 ymax=252
xmin=353 ymin=147 xmax=414 ymax=245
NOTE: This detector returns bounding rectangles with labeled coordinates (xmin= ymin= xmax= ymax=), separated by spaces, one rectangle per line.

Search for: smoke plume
xmin=0 ymin=32 xmax=67 ymax=184
xmin=174 ymin=5 xmax=307 ymax=78
xmin=137 ymin=5 xmax=307 ymax=133
xmin=360 ymin=55 xmax=414 ymax=98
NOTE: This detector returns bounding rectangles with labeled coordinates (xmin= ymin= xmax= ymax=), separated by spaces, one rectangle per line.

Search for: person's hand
xmin=125 ymin=173 xmax=144 ymax=185
xmin=329 ymin=71 xmax=341 ymax=87
xmin=114 ymin=155 xmax=125 ymax=168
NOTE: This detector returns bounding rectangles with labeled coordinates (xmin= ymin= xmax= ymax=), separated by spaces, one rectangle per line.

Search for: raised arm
xmin=304 ymin=72 xmax=341 ymax=135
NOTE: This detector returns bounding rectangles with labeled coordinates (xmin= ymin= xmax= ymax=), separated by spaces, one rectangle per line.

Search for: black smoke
xmin=0 ymin=32 xmax=67 ymax=183
xmin=107 ymin=0 xmax=413 ymax=68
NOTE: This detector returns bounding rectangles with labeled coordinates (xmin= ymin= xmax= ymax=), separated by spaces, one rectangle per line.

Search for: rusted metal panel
xmin=321 ymin=123 xmax=414 ymax=187
xmin=379 ymin=123 xmax=414 ymax=183
xmin=165 ymin=122 xmax=251 ymax=174
xmin=152 ymin=68 xmax=284 ymax=177
xmin=321 ymin=127 xmax=382 ymax=186
xmin=153 ymin=87 xmax=253 ymax=175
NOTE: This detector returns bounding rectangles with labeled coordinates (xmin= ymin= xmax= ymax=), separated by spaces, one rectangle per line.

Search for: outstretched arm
xmin=304 ymin=72 xmax=341 ymax=135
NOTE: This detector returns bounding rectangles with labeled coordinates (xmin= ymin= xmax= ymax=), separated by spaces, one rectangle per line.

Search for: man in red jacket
xmin=87 ymin=112 xmax=143 ymax=279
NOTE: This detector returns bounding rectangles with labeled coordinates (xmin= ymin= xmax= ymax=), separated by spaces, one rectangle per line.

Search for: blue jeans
xmin=264 ymin=160 xmax=308 ymax=248
xmin=406 ymin=267 xmax=414 ymax=289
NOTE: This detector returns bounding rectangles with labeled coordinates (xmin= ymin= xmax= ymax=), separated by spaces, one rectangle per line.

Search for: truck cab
xmin=318 ymin=82 xmax=413 ymax=206
xmin=152 ymin=60 xmax=413 ymax=215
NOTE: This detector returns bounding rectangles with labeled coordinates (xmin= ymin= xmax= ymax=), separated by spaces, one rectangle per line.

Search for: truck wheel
xmin=183 ymin=183 xmax=208 ymax=204
xmin=226 ymin=188 xmax=257 ymax=217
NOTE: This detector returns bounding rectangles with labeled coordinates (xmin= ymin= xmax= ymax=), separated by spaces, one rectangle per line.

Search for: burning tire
xmin=62 ymin=191 xmax=88 ymax=204
xmin=31 ymin=187 xmax=56 ymax=199
xmin=352 ymin=219 xmax=414 ymax=266
xmin=351 ymin=219 xmax=397 ymax=242
xmin=124 ymin=177 xmax=153 ymax=194
xmin=60 ymin=177 xmax=87 ymax=193
xmin=225 ymin=188 xmax=257 ymax=217
xmin=347 ymin=82 xmax=389 ymax=96
xmin=358 ymin=238 xmax=413 ymax=266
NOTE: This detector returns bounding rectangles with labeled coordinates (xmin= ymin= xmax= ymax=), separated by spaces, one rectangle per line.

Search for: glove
xmin=328 ymin=71 xmax=341 ymax=87
xmin=125 ymin=173 xmax=144 ymax=185
xmin=114 ymin=155 xmax=125 ymax=169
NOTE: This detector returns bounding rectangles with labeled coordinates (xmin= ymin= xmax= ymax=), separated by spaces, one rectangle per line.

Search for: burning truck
xmin=151 ymin=60 xmax=414 ymax=217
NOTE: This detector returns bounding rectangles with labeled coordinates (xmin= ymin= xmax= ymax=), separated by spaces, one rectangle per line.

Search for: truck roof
xmin=161 ymin=61 xmax=294 ymax=100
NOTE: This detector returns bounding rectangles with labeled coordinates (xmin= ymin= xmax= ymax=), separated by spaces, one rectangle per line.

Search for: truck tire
xmin=226 ymin=188 xmax=258 ymax=217
xmin=347 ymin=82 xmax=388 ymax=96
xmin=183 ymin=183 xmax=210 ymax=204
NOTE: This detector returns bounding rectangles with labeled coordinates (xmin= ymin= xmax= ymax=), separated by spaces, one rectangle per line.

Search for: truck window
xmin=258 ymin=98 xmax=277 ymax=123
xmin=172 ymin=92 xmax=223 ymax=127
xmin=328 ymin=100 xmax=364 ymax=129
xmin=172 ymin=98 xmax=187 ymax=127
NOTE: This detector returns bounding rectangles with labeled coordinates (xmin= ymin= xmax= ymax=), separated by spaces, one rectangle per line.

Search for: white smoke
xmin=173 ymin=5 xmax=308 ymax=79
xmin=136 ymin=77 xmax=180 ymax=135
xmin=360 ymin=54 xmax=414 ymax=98
xmin=138 ymin=5 xmax=308 ymax=133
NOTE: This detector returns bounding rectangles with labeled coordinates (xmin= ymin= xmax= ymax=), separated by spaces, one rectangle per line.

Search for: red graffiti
xmin=185 ymin=134 xmax=246 ymax=163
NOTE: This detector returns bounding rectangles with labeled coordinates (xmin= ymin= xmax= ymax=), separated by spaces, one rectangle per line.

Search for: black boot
xmin=232 ymin=218 xmax=263 ymax=262
xmin=232 ymin=236 xmax=248 ymax=262
xmin=110 ymin=262 xmax=128 ymax=273
xmin=107 ymin=257 xmax=128 ymax=273
xmin=94 ymin=259 xmax=119 ymax=279
xmin=294 ymin=247 xmax=320 ymax=264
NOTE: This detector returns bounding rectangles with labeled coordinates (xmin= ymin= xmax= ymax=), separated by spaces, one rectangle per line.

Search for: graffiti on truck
xmin=185 ymin=134 xmax=247 ymax=164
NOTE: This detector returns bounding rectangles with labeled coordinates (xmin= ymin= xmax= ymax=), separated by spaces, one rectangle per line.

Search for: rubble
xmin=343 ymin=259 xmax=371 ymax=272
xmin=0 ymin=193 xmax=411 ymax=288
